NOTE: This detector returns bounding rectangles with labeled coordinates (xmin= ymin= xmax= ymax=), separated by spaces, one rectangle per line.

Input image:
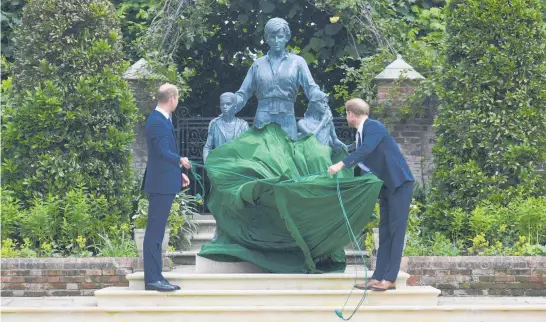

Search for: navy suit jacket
xmin=343 ymin=118 xmax=414 ymax=192
xmin=143 ymin=110 xmax=182 ymax=195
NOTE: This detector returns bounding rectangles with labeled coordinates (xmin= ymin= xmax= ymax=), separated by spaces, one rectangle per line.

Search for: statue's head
xmin=264 ymin=18 xmax=291 ymax=52
xmin=220 ymin=92 xmax=237 ymax=116
xmin=307 ymin=91 xmax=330 ymax=115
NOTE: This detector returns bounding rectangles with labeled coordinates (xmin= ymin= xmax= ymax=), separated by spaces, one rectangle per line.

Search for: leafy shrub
xmin=1 ymin=239 xmax=21 ymax=258
xmin=93 ymin=231 xmax=137 ymax=257
xmin=20 ymin=195 xmax=59 ymax=247
xmin=0 ymin=186 xmax=134 ymax=256
xmin=405 ymin=196 xmax=546 ymax=256
xmin=0 ymin=0 xmax=26 ymax=64
xmin=0 ymin=189 xmax=23 ymax=240
xmin=1 ymin=0 xmax=138 ymax=220
xmin=424 ymin=0 xmax=546 ymax=233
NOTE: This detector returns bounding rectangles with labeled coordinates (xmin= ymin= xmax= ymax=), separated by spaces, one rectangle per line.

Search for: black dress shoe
xmin=145 ymin=281 xmax=176 ymax=292
xmin=161 ymin=279 xmax=181 ymax=290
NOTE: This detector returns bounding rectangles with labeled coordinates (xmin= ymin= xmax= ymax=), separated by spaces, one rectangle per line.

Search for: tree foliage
xmin=107 ymin=0 xmax=450 ymax=116
xmin=0 ymin=0 xmax=26 ymax=67
xmin=332 ymin=0 xmax=446 ymax=107
xmin=424 ymin=0 xmax=546 ymax=232
xmin=139 ymin=0 xmax=392 ymax=116
xmin=113 ymin=0 xmax=160 ymax=60
xmin=2 ymin=0 xmax=139 ymax=219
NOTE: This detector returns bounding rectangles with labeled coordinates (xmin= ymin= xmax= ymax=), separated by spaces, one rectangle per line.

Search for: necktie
xmin=357 ymin=131 xmax=370 ymax=172
xmin=357 ymin=131 xmax=362 ymax=148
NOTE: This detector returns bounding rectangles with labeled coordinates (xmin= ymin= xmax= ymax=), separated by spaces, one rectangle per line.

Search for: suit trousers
xmin=144 ymin=193 xmax=175 ymax=284
xmin=372 ymin=181 xmax=413 ymax=282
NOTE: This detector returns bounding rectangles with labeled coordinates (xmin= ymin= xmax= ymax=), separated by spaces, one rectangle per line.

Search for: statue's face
xmin=312 ymin=99 xmax=329 ymax=114
xmin=318 ymin=100 xmax=329 ymax=113
xmin=266 ymin=29 xmax=289 ymax=52
xmin=220 ymin=96 xmax=235 ymax=115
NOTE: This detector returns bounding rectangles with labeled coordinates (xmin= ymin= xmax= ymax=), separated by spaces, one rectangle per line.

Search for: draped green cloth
xmin=198 ymin=123 xmax=383 ymax=273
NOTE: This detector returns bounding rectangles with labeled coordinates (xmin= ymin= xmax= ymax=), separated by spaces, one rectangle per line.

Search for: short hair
xmin=309 ymin=90 xmax=328 ymax=103
xmin=264 ymin=18 xmax=291 ymax=41
xmin=157 ymin=83 xmax=178 ymax=104
xmin=220 ymin=92 xmax=237 ymax=104
xmin=345 ymin=98 xmax=370 ymax=116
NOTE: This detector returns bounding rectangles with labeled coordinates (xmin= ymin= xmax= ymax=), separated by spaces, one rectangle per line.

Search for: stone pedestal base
xmin=195 ymin=255 xmax=265 ymax=273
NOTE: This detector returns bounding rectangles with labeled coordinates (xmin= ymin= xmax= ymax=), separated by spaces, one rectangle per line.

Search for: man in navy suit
xmin=328 ymin=98 xmax=414 ymax=291
xmin=143 ymin=83 xmax=192 ymax=292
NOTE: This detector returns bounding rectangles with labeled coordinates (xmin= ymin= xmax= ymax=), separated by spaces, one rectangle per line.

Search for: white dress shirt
xmin=356 ymin=118 xmax=370 ymax=172
xmin=155 ymin=106 xmax=171 ymax=123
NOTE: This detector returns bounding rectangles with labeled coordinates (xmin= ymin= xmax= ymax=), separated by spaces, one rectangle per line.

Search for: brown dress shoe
xmin=354 ymin=278 xmax=380 ymax=290
xmin=370 ymin=280 xmax=396 ymax=291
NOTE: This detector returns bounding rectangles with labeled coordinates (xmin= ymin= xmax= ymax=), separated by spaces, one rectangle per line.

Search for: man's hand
xmin=180 ymin=157 xmax=192 ymax=169
xmin=328 ymin=161 xmax=345 ymax=175
xmin=181 ymin=173 xmax=190 ymax=187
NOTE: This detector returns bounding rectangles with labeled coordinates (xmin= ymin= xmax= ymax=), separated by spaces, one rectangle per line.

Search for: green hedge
xmin=1 ymin=0 xmax=139 ymax=248
xmin=425 ymin=0 xmax=546 ymax=234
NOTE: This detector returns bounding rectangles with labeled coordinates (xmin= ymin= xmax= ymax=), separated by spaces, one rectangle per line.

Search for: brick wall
xmin=2 ymin=257 xmax=544 ymax=297
xmin=1 ymin=257 xmax=170 ymax=297
xmin=390 ymin=122 xmax=435 ymax=184
xmin=400 ymin=256 xmax=546 ymax=296
xmin=375 ymin=84 xmax=436 ymax=185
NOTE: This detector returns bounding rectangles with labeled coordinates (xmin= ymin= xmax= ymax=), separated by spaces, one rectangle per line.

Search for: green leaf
xmin=288 ymin=5 xmax=299 ymax=19
xmin=238 ymin=14 xmax=249 ymax=24
xmin=260 ymin=0 xmax=275 ymax=14
xmin=319 ymin=48 xmax=331 ymax=60
xmin=396 ymin=6 xmax=409 ymax=15
xmin=309 ymin=37 xmax=326 ymax=50
xmin=301 ymin=52 xmax=316 ymax=64
xmin=324 ymin=23 xmax=343 ymax=36
xmin=323 ymin=36 xmax=335 ymax=48
xmin=242 ymin=2 xmax=253 ymax=11
xmin=343 ymin=45 xmax=358 ymax=59
xmin=430 ymin=8 xmax=441 ymax=17
xmin=420 ymin=10 xmax=431 ymax=18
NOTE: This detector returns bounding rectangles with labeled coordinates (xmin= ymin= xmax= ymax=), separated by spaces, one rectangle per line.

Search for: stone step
xmin=193 ymin=214 xmax=214 ymax=220
xmin=4 ymin=305 xmax=546 ymax=322
xmin=125 ymin=271 xmax=408 ymax=291
xmin=188 ymin=233 xmax=215 ymax=252
xmin=95 ymin=286 xmax=440 ymax=307
xmin=168 ymin=250 xmax=199 ymax=265
xmin=168 ymin=250 xmax=369 ymax=266
xmin=192 ymin=220 xmax=216 ymax=235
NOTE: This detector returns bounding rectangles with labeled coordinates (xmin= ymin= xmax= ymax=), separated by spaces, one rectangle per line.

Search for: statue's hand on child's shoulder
xmin=323 ymin=108 xmax=333 ymax=123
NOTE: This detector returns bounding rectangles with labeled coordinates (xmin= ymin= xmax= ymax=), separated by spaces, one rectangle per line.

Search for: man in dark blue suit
xmin=328 ymin=98 xmax=414 ymax=291
xmin=143 ymin=83 xmax=192 ymax=292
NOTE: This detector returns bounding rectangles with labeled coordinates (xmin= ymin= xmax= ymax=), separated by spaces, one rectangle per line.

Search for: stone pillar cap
xmin=374 ymin=54 xmax=425 ymax=81
xmin=124 ymin=58 xmax=153 ymax=80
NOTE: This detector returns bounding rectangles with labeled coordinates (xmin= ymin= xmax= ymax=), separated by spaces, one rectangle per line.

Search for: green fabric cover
xmin=198 ymin=123 xmax=383 ymax=273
